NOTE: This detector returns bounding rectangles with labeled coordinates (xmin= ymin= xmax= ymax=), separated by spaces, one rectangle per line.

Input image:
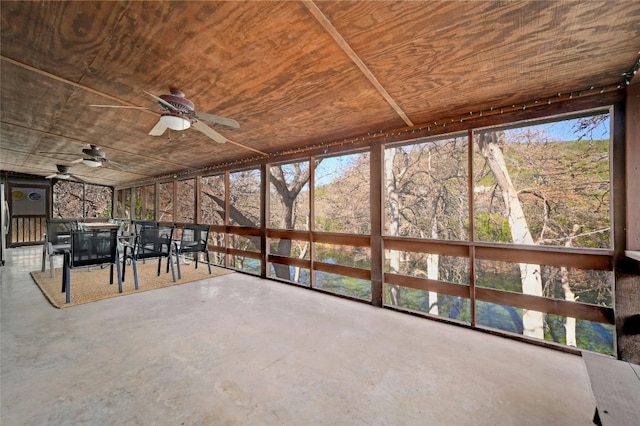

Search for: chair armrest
xmin=122 ymin=242 xmax=135 ymax=258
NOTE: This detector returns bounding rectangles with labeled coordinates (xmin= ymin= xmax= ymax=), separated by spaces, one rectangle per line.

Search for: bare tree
xmin=270 ymin=162 xmax=312 ymax=279
xmin=477 ymin=131 xmax=544 ymax=339
xmin=385 ymin=148 xmax=403 ymax=305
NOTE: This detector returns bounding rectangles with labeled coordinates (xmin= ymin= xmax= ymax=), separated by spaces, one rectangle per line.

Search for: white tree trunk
xmin=427 ymin=215 xmax=439 ymax=315
xmin=562 ymin=279 xmax=577 ymax=346
xmin=384 ymin=149 xmax=401 ymax=305
xmin=478 ymin=133 xmax=544 ymax=339
xmin=293 ymin=241 xmax=309 ymax=283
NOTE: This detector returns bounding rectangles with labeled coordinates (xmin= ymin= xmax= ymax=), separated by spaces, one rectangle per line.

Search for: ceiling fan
xmin=45 ymin=165 xmax=86 ymax=183
xmin=90 ymin=88 xmax=240 ymax=144
xmin=38 ymin=145 xmax=126 ymax=171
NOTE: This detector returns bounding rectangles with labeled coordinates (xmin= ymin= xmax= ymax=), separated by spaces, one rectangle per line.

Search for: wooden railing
xmin=229 ymin=227 xmax=615 ymax=353
xmin=144 ymin=222 xmax=616 ymax=353
xmin=10 ymin=216 xmax=115 ymax=247
xmin=10 ymin=216 xmax=46 ymax=246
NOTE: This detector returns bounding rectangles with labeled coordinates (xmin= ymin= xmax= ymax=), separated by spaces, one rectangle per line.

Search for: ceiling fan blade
xmin=45 ymin=173 xmax=57 ymax=179
xmin=149 ymin=120 xmax=168 ymax=136
xmin=195 ymin=112 xmax=240 ymax=129
xmin=71 ymin=158 xmax=84 ymax=164
xmin=143 ymin=91 xmax=178 ymax=111
xmin=191 ymin=119 xmax=228 ymax=144
xmin=89 ymin=105 xmax=150 ymax=110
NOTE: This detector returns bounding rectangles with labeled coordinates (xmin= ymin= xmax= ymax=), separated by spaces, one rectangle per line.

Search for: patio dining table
xmin=81 ymin=222 xmax=120 ymax=230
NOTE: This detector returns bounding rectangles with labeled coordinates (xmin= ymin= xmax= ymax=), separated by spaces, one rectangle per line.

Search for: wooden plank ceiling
xmin=1 ymin=1 xmax=639 ymax=187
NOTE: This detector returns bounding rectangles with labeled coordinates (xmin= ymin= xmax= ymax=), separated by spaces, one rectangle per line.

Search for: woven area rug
xmin=30 ymin=260 xmax=234 ymax=309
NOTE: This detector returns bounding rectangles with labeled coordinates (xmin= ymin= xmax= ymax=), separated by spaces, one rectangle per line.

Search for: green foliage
xmin=576 ymin=321 xmax=614 ymax=356
xmin=474 ymin=214 xmax=511 ymax=242
xmin=134 ymin=196 xmax=143 ymax=219
xmin=315 ymin=215 xmax=339 ymax=232
xmin=476 ymin=271 xmax=522 ymax=293
xmin=383 ymin=286 xmax=471 ymax=322
xmin=316 ymin=273 xmax=371 ymax=300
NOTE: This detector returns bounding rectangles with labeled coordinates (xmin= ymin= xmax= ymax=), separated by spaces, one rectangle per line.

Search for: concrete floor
xmin=1 ymin=246 xmax=596 ymax=425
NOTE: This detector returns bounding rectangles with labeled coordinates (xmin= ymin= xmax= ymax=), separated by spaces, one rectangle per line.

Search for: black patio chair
xmin=172 ymin=224 xmax=212 ymax=279
xmin=132 ymin=220 xmax=158 ymax=234
xmin=61 ymin=228 xmax=121 ymax=304
xmin=41 ymin=218 xmax=79 ymax=278
xmin=122 ymin=222 xmax=176 ymax=289
xmin=130 ymin=220 xmax=158 ymax=262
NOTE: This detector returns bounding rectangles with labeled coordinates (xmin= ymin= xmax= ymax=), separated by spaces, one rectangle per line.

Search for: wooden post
xmin=370 ymin=144 xmax=384 ymax=307
xmin=261 ymin=164 xmax=268 ymax=278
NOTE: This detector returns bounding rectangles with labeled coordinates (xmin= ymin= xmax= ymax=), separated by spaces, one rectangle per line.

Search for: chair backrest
xmin=46 ymin=219 xmax=79 ymax=245
xmin=179 ymin=224 xmax=211 ymax=253
xmin=132 ymin=220 xmax=158 ymax=238
xmin=70 ymin=229 xmax=118 ymax=268
xmin=135 ymin=223 xmax=174 ymax=259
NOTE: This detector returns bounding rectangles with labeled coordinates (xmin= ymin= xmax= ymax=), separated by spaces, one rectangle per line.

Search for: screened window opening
xmin=315 ymin=153 xmax=370 ymax=234
xmin=201 ymin=174 xmax=225 ymax=226
xmin=473 ymin=112 xmax=611 ymax=249
xmin=158 ymin=182 xmax=173 ymax=221
xmin=229 ymin=169 xmax=261 ymax=227
xmin=269 ymin=161 xmax=310 ymax=230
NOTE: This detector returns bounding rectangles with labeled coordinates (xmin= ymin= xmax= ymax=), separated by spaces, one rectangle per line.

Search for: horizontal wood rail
xmin=268 ymin=254 xmax=311 ymax=269
xmin=384 ymin=236 xmax=469 ymax=257
xmin=225 ymin=226 xmax=262 ymax=237
xmin=313 ymin=232 xmax=370 ymax=247
xmin=226 ymin=248 xmax=261 ymax=259
xmin=207 ymin=244 xmax=262 ymax=260
xmin=266 ymin=229 xmax=372 ymax=247
xmin=314 ymin=261 xmax=371 ymax=281
xmin=384 ymin=236 xmax=613 ymax=271
xmin=384 ymin=270 xmax=614 ymax=324
xmin=209 ymin=245 xmax=226 ymax=254
xmin=475 ymin=287 xmax=615 ymax=325
xmin=210 ymin=224 xmax=226 ymax=234
xmin=267 ymin=229 xmax=310 ymax=241
xmin=475 ymin=244 xmax=613 ymax=271
xmin=385 ymin=273 xmax=471 ymax=299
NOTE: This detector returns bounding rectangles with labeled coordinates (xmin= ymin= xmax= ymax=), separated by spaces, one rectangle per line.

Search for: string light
xmin=117 ymin=57 xmax=640 ymax=190
xmin=622 ymin=58 xmax=640 ymax=85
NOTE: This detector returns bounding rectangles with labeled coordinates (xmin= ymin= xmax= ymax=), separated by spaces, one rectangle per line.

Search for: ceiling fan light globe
xmin=160 ymin=115 xmax=191 ymax=131
xmin=83 ymin=159 xmax=102 ymax=168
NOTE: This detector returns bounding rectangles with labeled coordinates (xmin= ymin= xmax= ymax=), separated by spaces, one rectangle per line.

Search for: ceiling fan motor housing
xmin=82 ymin=146 xmax=106 ymax=159
xmin=159 ymin=93 xmax=195 ymax=113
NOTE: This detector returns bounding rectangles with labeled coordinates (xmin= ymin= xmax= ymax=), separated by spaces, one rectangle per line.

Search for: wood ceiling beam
xmin=1 ymin=55 xmax=156 ymax=113
xmin=302 ymin=0 xmax=414 ymax=127
xmin=1 ymin=55 xmax=267 ymax=156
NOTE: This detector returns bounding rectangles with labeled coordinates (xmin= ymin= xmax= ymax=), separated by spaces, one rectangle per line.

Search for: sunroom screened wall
xmin=110 ymin=95 xmax=623 ymax=357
